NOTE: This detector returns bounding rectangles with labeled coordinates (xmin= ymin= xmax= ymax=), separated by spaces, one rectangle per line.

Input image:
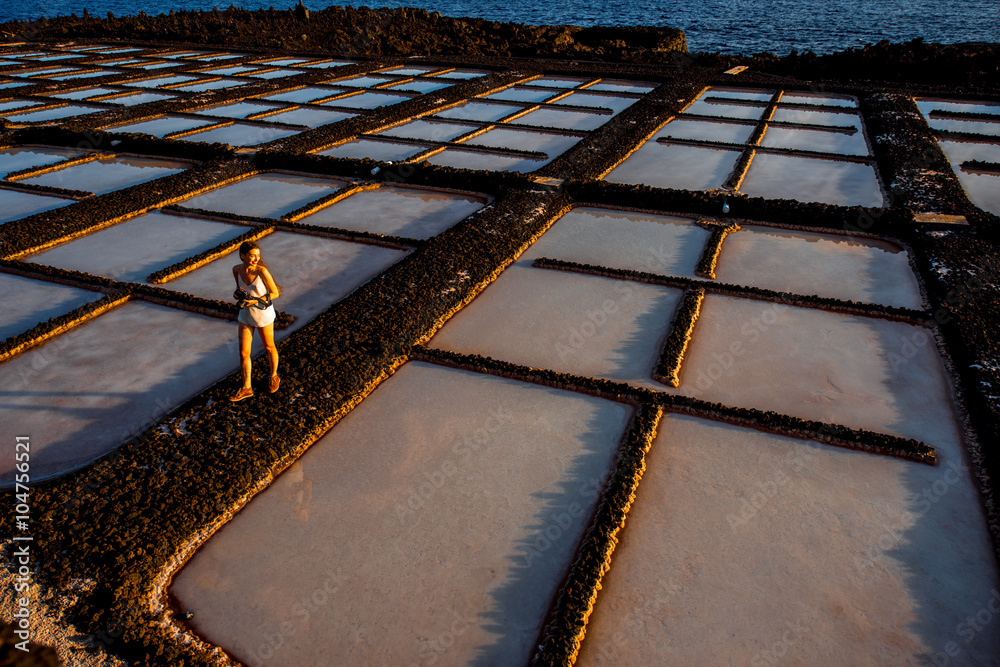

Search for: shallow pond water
xmin=104 ymin=115 xmax=216 ymax=138
xmin=177 ymin=173 xmax=347 ymax=219
xmin=6 ymin=103 xmax=106 ymax=122
xmin=0 ymin=188 xmax=74 ymax=222
xmin=654 ymin=117 xmax=755 ymax=144
xmin=387 ymin=79 xmax=451 ymax=93
xmin=429 ymin=259 xmax=682 ymax=389
xmin=679 ymin=295 xmax=962 ymax=449
xmin=120 ymin=74 xmax=197 ymax=88
xmin=20 ymin=156 xmax=189 ymax=195
xmin=604 ymin=142 xmax=741 ymax=191
xmin=484 ymin=86 xmax=559 ymax=104
xmin=377 ymin=119 xmax=481 ymax=142
xmin=513 ymin=106 xmax=610 ymax=131
xmin=587 ymin=79 xmax=657 ymax=94
xmin=522 ymin=206 xmax=711 ymax=278
xmin=739 ymin=153 xmax=883 ymax=207
xmin=171 ymin=78 xmax=246 ymax=93
xmin=1 ymin=273 xmax=103 ymax=341
xmin=577 ymin=414 xmax=999 ymax=666
xmin=551 ymin=91 xmax=637 ymax=114
xmin=0 ymin=145 xmax=86 ymax=175
xmin=0 ymin=301 xmax=236 ymax=485
xmin=255 ymin=86 xmax=345 ymax=104
xmin=27 ymin=211 xmax=247 ymax=282
xmin=432 ymin=100 xmax=518 ymax=122
xmin=298 ymin=185 xmax=486 ymax=239
xmin=190 ymin=101 xmax=282 ymax=119
xmin=258 ymin=107 xmax=355 ymax=128
xmin=760 ymin=125 xmax=869 ymax=156
xmin=179 ymin=123 xmax=301 ymax=147
xmin=315 ymin=138 xmax=430 ymax=161
xmin=321 ymin=91 xmax=412 ymax=109
xmin=713 ymin=225 xmax=923 ymax=308
xmin=423 ymin=148 xmax=539 ymax=172
xmin=462 ymin=127 xmax=581 ymax=161
xmin=172 ymin=360 xmax=631 ymax=666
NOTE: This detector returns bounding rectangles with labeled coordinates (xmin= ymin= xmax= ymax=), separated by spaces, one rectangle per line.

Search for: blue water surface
xmin=4 ymin=0 xmax=998 ymax=54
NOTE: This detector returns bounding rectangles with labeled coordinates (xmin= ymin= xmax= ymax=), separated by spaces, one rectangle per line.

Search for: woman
xmin=229 ymin=240 xmax=280 ymax=402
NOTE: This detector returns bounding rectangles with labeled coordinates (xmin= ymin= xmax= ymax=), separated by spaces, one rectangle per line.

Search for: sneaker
xmin=268 ymin=375 xmax=280 ymax=394
xmin=229 ymin=386 xmax=253 ymax=402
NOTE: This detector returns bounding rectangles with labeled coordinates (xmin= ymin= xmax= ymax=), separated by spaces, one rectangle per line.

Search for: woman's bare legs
xmin=257 ymin=322 xmax=278 ymax=379
xmin=237 ymin=323 xmax=254 ymax=389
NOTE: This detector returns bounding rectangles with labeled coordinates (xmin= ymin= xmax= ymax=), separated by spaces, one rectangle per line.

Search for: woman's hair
xmin=238 ymin=240 xmax=260 ymax=258
xmin=238 ymin=240 xmax=281 ymax=291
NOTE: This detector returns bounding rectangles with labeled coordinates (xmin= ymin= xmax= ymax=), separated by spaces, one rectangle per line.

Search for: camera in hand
xmin=234 ymin=288 xmax=271 ymax=310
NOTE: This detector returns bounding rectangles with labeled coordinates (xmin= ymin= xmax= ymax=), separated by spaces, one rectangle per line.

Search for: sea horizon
xmin=2 ymin=0 xmax=998 ymax=56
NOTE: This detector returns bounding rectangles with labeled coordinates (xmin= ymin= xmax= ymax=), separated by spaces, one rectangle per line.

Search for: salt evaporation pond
xmin=0 ymin=145 xmax=86 ymax=175
xmin=739 ymin=153 xmax=883 ymax=208
xmin=678 ymin=295 xmax=961 ymax=450
xmin=433 ymin=101 xmax=518 ymax=122
xmin=377 ymin=118 xmax=481 ymax=142
xmin=172 ymin=361 xmax=632 ymax=666
xmin=513 ymin=107 xmax=610 ymax=131
xmin=315 ymin=138 xmax=428 ymax=161
xmin=712 ymin=225 xmax=923 ymax=308
xmin=320 ymin=91 xmax=411 ymax=109
xmin=0 ymin=301 xmax=236 ymax=485
xmin=297 ymin=185 xmax=486 ymax=239
xmin=484 ymin=86 xmax=557 ymax=104
xmin=532 ymin=206 xmax=712 ymax=278
xmin=6 ymin=103 xmax=106 ymax=123
xmin=604 ymin=142 xmax=740 ymax=191
xmin=0 ymin=99 xmax=42 ymax=113
xmin=256 ymin=87 xmax=345 ymax=104
xmin=255 ymin=107 xmax=354 ymax=128
xmin=162 ymin=230 xmax=408 ymax=334
xmin=1 ymin=273 xmax=103 ymax=341
xmin=191 ymin=101 xmax=281 ymax=119
xmin=655 ymin=118 xmax=755 ymax=144
xmin=389 ymin=79 xmax=451 ymax=93
xmin=760 ymin=125 xmax=869 ymax=156
xmin=936 ymin=139 xmax=1000 ymax=215
xmin=576 ymin=415 xmax=999 ymax=665
xmin=424 ymin=148 xmax=537 ymax=173
xmin=552 ymin=92 xmax=637 ymax=115
xmin=19 ymin=156 xmax=190 ymax=195
xmin=913 ymin=98 xmax=1000 ymax=214
xmin=104 ymin=115 xmax=216 ymax=138
xmin=177 ymin=173 xmax=348 ymax=219
xmin=0 ymin=188 xmax=74 ymax=222
xmin=178 ymin=123 xmax=301 ymax=147
xmin=429 ymin=260 xmax=682 ymax=389
xmin=26 ymin=211 xmax=247 ymax=282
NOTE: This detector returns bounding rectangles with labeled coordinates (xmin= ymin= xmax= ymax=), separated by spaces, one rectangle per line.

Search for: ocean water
xmin=2 ymin=0 xmax=997 ymax=55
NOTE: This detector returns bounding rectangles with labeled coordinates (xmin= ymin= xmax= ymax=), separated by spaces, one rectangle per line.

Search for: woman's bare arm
xmin=260 ymin=266 xmax=280 ymax=300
